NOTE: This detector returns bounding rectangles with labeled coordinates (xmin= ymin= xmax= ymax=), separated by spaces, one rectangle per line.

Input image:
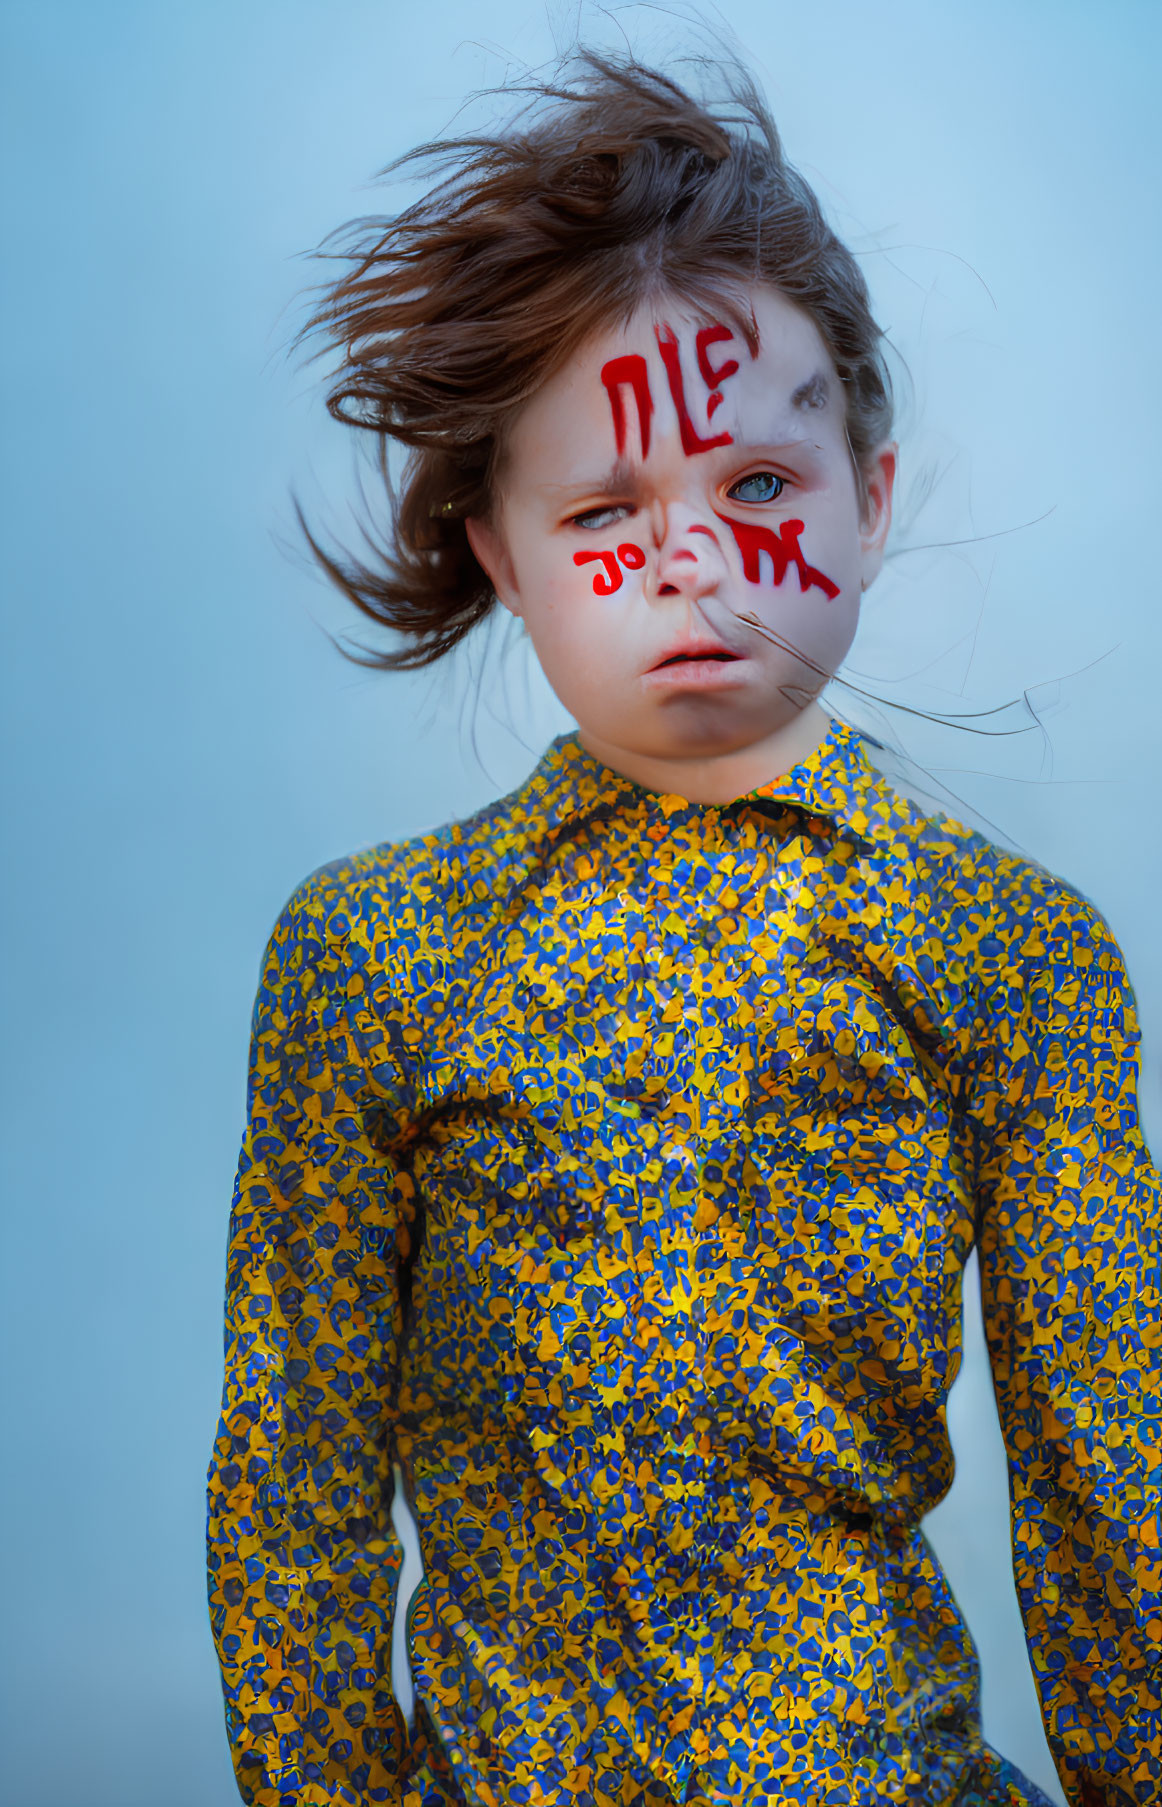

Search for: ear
xmin=857 ymin=441 xmax=897 ymax=593
xmin=465 ymin=514 xmax=521 ymax=619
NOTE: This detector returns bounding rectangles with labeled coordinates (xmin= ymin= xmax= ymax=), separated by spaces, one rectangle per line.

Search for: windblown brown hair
xmin=295 ymin=51 xmax=893 ymax=670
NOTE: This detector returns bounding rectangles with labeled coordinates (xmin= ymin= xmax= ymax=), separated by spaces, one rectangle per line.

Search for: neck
xmin=577 ymin=703 xmax=833 ymax=805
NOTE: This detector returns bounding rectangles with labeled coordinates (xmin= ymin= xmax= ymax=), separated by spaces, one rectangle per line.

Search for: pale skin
xmin=467 ymin=282 xmax=896 ymax=804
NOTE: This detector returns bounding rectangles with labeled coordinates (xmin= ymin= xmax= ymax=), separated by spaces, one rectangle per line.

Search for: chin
xmin=643 ymin=714 xmax=774 ymax=759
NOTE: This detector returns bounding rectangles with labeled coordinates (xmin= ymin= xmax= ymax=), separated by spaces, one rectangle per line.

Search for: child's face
xmin=467 ymin=282 xmax=895 ymax=789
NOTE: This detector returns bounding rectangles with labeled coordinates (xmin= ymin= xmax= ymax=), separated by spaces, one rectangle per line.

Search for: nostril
xmin=657 ymin=583 xmax=680 ymax=596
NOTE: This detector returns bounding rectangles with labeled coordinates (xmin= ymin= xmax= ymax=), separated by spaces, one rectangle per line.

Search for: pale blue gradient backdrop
xmin=1 ymin=4 xmax=1158 ymax=1804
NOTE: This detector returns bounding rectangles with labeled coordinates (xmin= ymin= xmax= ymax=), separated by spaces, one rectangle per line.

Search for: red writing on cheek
xmin=714 ymin=513 xmax=840 ymax=600
xmin=600 ymin=356 xmax=653 ymax=458
xmin=655 ymin=324 xmax=733 ymax=455
xmin=695 ymin=324 xmax=740 ymax=421
xmin=573 ymin=543 xmax=646 ymax=595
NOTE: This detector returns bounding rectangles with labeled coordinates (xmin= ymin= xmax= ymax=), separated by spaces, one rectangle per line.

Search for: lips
xmin=650 ymin=641 xmax=740 ymax=671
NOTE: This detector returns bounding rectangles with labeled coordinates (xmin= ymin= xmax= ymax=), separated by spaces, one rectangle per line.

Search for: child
xmin=206 ymin=53 xmax=1159 ymax=1807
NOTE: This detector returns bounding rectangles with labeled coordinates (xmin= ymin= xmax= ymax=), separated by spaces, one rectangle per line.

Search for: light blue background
xmin=1 ymin=4 xmax=1158 ymax=1804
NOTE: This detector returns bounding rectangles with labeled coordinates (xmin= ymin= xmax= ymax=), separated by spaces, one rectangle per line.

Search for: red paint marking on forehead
xmin=696 ymin=325 xmax=740 ymax=387
xmin=696 ymin=324 xmax=741 ymax=421
xmin=600 ymin=356 xmax=653 ymax=459
xmin=714 ymin=511 xmax=840 ymax=600
xmin=655 ymin=324 xmax=733 ymax=456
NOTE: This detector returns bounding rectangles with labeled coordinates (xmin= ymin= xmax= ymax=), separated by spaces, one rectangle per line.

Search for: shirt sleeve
xmin=206 ymin=872 xmax=418 ymax=1806
xmin=959 ymin=882 xmax=1161 ymax=1807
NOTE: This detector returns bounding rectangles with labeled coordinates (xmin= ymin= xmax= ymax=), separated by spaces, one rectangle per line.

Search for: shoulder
xmin=900 ymin=803 xmax=1101 ymax=942
xmin=847 ymin=735 xmax=1103 ymax=954
xmin=899 ymin=808 xmax=1134 ymax=1015
xmin=264 ymin=779 xmax=540 ymax=970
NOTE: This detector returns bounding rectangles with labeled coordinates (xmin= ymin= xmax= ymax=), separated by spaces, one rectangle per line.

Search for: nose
xmin=649 ymin=499 xmax=727 ymax=603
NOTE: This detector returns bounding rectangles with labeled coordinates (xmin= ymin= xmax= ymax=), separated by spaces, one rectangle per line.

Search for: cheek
xmin=714 ymin=512 xmax=843 ymax=602
xmin=725 ymin=493 xmax=867 ymax=610
xmin=512 ymin=549 xmax=628 ymax=679
xmin=767 ymin=587 xmax=860 ymax=675
xmin=571 ymin=541 xmax=647 ymax=597
xmin=717 ymin=514 xmax=860 ymax=672
xmin=513 ymin=525 xmax=648 ymax=621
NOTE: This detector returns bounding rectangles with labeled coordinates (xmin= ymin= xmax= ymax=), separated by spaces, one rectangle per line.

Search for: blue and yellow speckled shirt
xmin=207 ymin=716 xmax=1160 ymax=1807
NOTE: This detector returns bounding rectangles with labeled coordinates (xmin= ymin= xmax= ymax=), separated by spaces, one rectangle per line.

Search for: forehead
xmin=507 ymin=283 xmax=839 ymax=466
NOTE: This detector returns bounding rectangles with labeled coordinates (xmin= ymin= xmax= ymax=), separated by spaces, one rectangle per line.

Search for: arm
xmin=206 ymin=873 xmax=417 ymax=1805
xmin=961 ymin=886 xmax=1160 ymax=1807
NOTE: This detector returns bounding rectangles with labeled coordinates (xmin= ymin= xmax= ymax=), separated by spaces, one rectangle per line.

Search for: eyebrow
xmin=790 ymin=371 xmax=830 ymax=411
xmin=547 ymin=457 xmax=638 ymax=501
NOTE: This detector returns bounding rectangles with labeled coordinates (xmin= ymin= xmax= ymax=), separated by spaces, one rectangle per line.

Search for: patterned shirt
xmin=207 ymin=715 xmax=1160 ymax=1807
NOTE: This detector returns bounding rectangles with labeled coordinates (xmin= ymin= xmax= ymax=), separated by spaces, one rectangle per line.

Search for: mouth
xmin=642 ymin=642 xmax=748 ymax=692
xmin=649 ymin=643 xmax=741 ymax=672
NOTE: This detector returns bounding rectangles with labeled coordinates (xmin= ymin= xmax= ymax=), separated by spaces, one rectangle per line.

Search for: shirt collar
xmin=515 ymin=715 xmax=910 ymax=852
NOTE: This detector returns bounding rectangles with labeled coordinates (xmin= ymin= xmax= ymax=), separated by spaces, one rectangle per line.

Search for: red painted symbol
xmin=573 ymin=549 xmax=622 ymax=594
xmin=600 ymin=356 xmax=653 ymax=458
xmin=655 ymin=324 xmax=733 ymax=455
xmin=573 ymin=543 xmax=647 ymax=594
xmin=714 ymin=513 xmax=840 ymax=599
xmin=695 ymin=324 xmax=740 ymax=421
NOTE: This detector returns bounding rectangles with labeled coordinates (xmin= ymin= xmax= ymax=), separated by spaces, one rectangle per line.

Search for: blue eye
xmin=727 ymin=472 xmax=784 ymax=504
